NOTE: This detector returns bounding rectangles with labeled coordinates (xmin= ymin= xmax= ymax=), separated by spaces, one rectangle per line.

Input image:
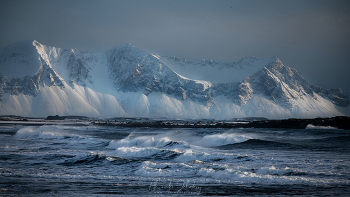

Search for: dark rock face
xmin=0 ymin=57 xmax=64 ymax=100
xmin=66 ymin=49 xmax=94 ymax=87
xmin=1 ymin=40 xmax=349 ymax=114
xmin=0 ymin=41 xmax=98 ymax=101
xmin=162 ymin=56 xmax=262 ymax=70
xmin=237 ymin=60 xmax=313 ymax=106
xmin=311 ymin=85 xmax=350 ymax=107
xmin=231 ymin=60 xmax=349 ymax=108
xmin=107 ymin=44 xmax=215 ymax=106
xmin=106 ymin=47 xmax=350 ymax=108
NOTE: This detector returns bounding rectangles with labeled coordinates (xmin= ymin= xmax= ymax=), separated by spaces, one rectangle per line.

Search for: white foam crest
xmin=197 ymin=166 xmax=349 ymax=185
xmin=14 ymin=126 xmax=107 ymax=145
xmin=256 ymin=166 xmax=295 ymax=175
xmin=15 ymin=126 xmax=70 ymax=140
xmin=135 ymin=161 xmax=199 ymax=177
xmin=140 ymin=160 xmax=197 ymax=170
xmin=105 ymin=147 xmax=164 ymax=159
xmin=174 ymin=149 xmax=246 ymax=163
xmin=194 ymin=133 xmax=251 ymax=147
xmin=306 ymin=124 xmax=338 ymax=129
xmin=104 ymin=131 xmax=198 ymax=159
xmin=107 ymin=130 xmax=193 ymax=150
xmin=107 ymin=136 xmax=172 ymax=149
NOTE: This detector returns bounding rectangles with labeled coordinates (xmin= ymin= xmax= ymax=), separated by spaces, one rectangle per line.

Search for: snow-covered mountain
xmin=0 ymin=40 xmax=348 ymax=119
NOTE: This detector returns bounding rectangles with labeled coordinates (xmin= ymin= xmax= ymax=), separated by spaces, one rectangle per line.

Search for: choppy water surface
xmin=0 ymin=124 xmax=349 ymax=196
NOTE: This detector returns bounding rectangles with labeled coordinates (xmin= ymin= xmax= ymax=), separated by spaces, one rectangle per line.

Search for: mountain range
xmin=0 ymin=40 xmax=349 ymax=119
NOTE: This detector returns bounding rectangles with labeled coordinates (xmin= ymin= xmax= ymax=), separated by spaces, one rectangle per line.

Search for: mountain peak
xmin=32 ymin=40 xmax=43 ymax=47
xmin=0 ymin=40 xmax=349 ymax=118
xmin=114 ymin=43 xmax=136 ymax=51
xmin=121 ymin=43 xmax=132 ymax=47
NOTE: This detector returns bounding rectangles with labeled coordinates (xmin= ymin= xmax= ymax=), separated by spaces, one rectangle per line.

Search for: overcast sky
xmin=1 ymin=0 xmax=349 ymax=93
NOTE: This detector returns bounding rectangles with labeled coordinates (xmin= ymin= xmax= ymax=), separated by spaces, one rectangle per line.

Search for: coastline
xmin=1 ymin=115 xmax=349 ymax=130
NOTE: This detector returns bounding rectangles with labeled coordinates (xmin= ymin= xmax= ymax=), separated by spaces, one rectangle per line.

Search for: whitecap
xmin=306 ymin=124 xmax=337 ymax=130
xmin=194 ymin=133 xmax=251 ymax=147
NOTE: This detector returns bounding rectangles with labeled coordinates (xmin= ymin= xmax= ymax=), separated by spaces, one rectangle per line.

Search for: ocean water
xmin=0 ymin=123 xmax=349 ymax=196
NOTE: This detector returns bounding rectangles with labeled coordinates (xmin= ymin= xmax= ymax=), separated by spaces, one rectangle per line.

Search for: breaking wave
xmin=306 ymin=124 xmax=338 ymax=129
xmin=193 ymin=132 xmax=251 ymax=147
xmin=14 ymin=126 xmax=110 ymax=148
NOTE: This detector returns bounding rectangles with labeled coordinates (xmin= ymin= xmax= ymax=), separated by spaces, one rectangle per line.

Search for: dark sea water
xmin=0 ymin=123 xmax=349 ymax=196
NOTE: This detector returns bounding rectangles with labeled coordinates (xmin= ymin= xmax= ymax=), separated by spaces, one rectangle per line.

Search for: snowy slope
xmin=162 ymin=56 xmax=276 ymax=83
xmin=0 ymin=40 xmax=125 ymax=117
xmin=0 ymin=40 xmax=348 ymax=119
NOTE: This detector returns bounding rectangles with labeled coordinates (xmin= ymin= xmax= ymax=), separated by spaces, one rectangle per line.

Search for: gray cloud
xmin=1 ymin=0 xmax=349 ymax=92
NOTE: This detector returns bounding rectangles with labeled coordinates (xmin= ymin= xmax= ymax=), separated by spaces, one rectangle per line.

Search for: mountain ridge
xmin=0 ymin=40 xmax=348 ymax=119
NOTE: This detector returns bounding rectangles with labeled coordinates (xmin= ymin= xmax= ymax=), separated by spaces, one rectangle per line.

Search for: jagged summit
xmin=120 ymin=42 xmax=133 ymax=48
xmin=237 ymin=60 xmax=312 ymax=106
xmin=0 ymin=41 xmax=349 ymax=118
